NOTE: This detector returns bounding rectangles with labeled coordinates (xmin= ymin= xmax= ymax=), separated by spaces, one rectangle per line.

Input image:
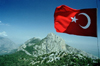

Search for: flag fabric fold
xmin=54 ymin=5 xmax=97 ymax=37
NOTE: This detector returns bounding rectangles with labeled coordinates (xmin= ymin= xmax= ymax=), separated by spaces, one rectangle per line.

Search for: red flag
xmin=54 ymin=5 xmax=97 ymax=37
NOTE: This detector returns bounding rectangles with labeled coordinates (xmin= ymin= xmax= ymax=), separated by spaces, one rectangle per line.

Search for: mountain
xmin=18 ymin=33 xmax=98 ymax=59
xmin=0 ymin=33 xmax=99 ymax=66
xmin=18 ymin=33 xmax=67 ymax=56
xmin=0 ymin=36 xmax=17 ymax=55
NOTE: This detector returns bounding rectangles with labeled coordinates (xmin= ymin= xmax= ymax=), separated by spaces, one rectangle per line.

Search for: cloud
xmin=0 ymin=21 xmax=10 ymax=26
xmin=0 ymin=31 xmax=8 ymax=36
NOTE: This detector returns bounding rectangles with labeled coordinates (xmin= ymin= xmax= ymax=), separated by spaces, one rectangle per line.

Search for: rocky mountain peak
xmin=46 ymin=33 xmax=61 ymax=40
xmin=47 ymin=33 xmax=56 ymax=37
xmin=24 ymin=37 xmax=41 ymax=45
xmin=44 ymin=33 xmax=67 ymax=53
xmin=18 ymin=33 xmax=67 ymax=56
xmin=46 ymin=33 xmax=65 ymax=46
xmin=32 ymin=37 xmax=40 ymax=40
xmin=17 ymin=33 xmax=98 ymax=59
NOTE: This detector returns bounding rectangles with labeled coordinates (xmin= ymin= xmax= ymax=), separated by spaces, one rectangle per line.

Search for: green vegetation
xmin=0 ymin=51 xmax=100 ymax=66
xmin=33 ymin=52 xmax=100 ymax=66
xmin=0 ymin=51 xmax=34 ymax=66
xmin=25 ymin=45 xmax=35 ymax=54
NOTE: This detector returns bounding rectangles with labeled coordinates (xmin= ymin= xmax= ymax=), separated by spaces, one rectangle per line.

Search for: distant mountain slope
xmin=0 ymin=37 xmax=17 ymax=55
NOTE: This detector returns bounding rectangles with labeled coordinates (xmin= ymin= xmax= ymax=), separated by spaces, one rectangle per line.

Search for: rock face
xmin=18 ymin=33 xmax=67 ymax=56
xmin=41 ymin=33 xmax=67 ymax=54
xmin=66 ymin=45 xmax=98 ymax=59
xmin=18 ymin=33 xmax=98 ymax=59
xmin=0 ymin=37 xmax=17 ymax=55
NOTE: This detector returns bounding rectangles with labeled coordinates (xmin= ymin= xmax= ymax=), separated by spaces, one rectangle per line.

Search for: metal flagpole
xmin=96 ymin=0 xmax=100 ymax=64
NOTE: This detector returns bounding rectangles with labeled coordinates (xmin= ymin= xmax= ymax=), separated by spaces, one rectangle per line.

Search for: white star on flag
xmin=71 ymin=16 xmax=78 ymax=23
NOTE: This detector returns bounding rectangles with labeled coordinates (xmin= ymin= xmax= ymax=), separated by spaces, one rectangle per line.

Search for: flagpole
xmin=96 ymin=0 xmax=99 ymax=64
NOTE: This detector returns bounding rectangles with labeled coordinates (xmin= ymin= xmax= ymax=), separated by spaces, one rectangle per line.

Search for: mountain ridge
xmin=17 ymin=33 xmax=98 ymax=59
xmin=0 ymin=33 xmax=99 ymax=66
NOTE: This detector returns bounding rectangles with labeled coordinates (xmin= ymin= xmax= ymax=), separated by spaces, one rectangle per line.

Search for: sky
xmin=0 ymin=0 xmax=100 ymax=57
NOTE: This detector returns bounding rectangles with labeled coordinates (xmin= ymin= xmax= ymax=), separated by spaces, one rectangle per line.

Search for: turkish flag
xmin=54 ymin=5 xmax=97 ymax=37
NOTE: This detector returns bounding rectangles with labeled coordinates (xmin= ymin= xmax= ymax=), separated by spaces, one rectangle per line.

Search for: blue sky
xmin=0 ymin=0 xmax=100 ymax=57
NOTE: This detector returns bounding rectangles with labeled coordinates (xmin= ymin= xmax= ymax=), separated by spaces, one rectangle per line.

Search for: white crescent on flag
xmin=78 ymin=13 xmax=91 ymax=29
